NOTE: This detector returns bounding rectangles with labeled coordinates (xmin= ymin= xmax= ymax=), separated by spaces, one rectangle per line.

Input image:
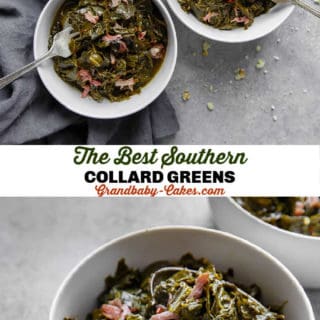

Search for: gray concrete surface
xmin=0 ymin=198 xmax=319 ymax=319
xmin=159 ymin=7 xmax=320 ymax=144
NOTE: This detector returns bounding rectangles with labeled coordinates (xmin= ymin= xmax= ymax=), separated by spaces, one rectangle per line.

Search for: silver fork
xmin=0 ymin=26 xmax=79 ymax=90
xmin=149 ymin=266 xmax=274 ymax=315
xmin=273 ymin=0 xmax=320 ymax=18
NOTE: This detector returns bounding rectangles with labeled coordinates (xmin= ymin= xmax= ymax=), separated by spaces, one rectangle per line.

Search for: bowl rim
xmin=49 ymin=225 xmax=315 ymax=320
xmin=165 ymin=0 xmax=295 ymax=43
xmin=228 ymin=197 xmax=320 ymax=242
xmin=33 ymin=0 xmax=178 ymax=119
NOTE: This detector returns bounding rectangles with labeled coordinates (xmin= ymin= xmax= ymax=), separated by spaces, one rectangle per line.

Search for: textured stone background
xmin=0 ymin=198 xmax=319 ymax=319
xmin=159 ymin=7 xmax=320 ymax=144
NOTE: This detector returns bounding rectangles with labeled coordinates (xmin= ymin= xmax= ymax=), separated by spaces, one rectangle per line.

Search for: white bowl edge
xmin=166 ymin=0 xmax=294 ymax=43
xmin=209 ymin=197 xmax=320 ymax=288
xmin=49 ymin=226 xmax=315 ymax=320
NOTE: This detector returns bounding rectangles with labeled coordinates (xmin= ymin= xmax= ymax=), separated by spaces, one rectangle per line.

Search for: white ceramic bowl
xmin=166 ymin=0 xmax=294 ymax=43
xmin=34 ymin=0 xmax=177 ymax=119
xmin=209 ymin=198 xmax=320 ymax=288
xmin=50 ymin=226 xmax=314 ymax=320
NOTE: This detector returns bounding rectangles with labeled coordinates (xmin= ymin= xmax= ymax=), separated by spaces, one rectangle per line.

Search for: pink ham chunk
xmin=138 ymin=31 xmax=147 ymax=40
xmin=78 ymin=69 xmax=92 ymax=83
xmin=202 ymin=12 xmax=218 ymax=22
xmin=115 ymin=78 xmax=135 ymax=91
xmin=231 ymin=16 xmax=250 ymax=24
xmin=120 ymin=304 xmax=131 ymax=320
xmin=118 ymin=40 xmax=128 ymax=53
xmin=103 ymin=34 xmax=123 ymax=43
xmin=188 ymin=272 xmax=210 ymax=299
xmin=84 ymin=11 xmax=100 ymax=24
xmin=101 ymin=304 xmax=122 ymax=320
xmin=91 ymin=79 xmax=102 ymax=87
xmin=101 ymin=300 xmax=131 ymax=320
xmin=151 ymin=311 xmax=179 ymax=320
xmin=81 ymin=85 xmax=91 ymax=98
xmin=150 ymin=44 xmax=165 ymax=59
xmin=78 ymin=69 xmax=102 ymax=98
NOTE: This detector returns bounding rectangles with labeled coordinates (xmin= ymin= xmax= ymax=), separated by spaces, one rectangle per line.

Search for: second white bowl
xmin=166 ymin=0 xmax=294 ymax=43
xmin=209 ymin=197 xmax=320 ymax=288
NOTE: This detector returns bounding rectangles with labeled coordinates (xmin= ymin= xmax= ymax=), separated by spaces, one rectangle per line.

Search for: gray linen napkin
xmin=0 ymin=0 xmax=179 ymax=144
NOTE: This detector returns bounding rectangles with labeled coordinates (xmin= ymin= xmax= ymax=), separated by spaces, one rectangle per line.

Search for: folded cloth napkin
xmin=0 ymin=0 xmax=179 ymax=145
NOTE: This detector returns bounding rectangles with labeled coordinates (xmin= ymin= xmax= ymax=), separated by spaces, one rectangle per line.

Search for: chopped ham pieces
xmin=77 ymin=69 xmax=102 ymax=98
xmin=101 ymin=300 xmax=131 ymax=320
xmin=84 ymin=11 xmax=100 ymax=24
xmin=120 ymin=304 xmax=131 ymax=320
xmin=115 ymin=78 xmax=135 ymax=91
xmin=118 ymin=40 xmax=128 ymax=53
xmin=202 ymin=12 xmax=218 ymax=22
xmin=150 ymin=44 xmax=165 ymax=59
xmin=81 ymin=85 xmax=91 ymax=98
xmin=77 ymin=69 xmax=102 ymax=87
xmin=103 ymin=34 xmax=123 ymax=43
xmin=91 ymin=79 xmax=102 ymax=87
xmin=78 ymin=69 xmax=92 ymax=83
xmin=231 ymin=16 xmax=250 ymax=24
xmin=150 ymin=311 xmax=179 ymax=320
xmin=103 ymin=34 xmax=127 ymax=52
xmin=188 ymin=272 xmax=210 ymax=299
xmin=101 ymin=304 xmax=122 ymax=320
xmin=138 ymin=31 xmax=147 ymax=40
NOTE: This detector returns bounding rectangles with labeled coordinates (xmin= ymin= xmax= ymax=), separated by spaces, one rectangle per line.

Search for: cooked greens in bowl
xmin=178 ymin=0 xmax=275 ymax=30
xmin=66 ymin=254 xmax=285 ymax=320
xmin=235 ymin=197 xmax=320 ymax=236
xmin=49 ymin=0 xmax=167 ymax=102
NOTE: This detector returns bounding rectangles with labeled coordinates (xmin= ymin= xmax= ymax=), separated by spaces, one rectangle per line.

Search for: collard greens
xmin=50 ymin=0 xmax=167 ymax=102
xmin=236 ymin=197 xmax=320 ymax=236
xmin=66 ymin=254 xmax=285 ymax=320
xmin=178 ymin=0 xmax=275 ymax=29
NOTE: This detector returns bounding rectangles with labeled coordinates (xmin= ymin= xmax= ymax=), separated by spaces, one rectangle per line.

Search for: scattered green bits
xmin=234 ymin=68 xmax=246 ymax=80
xmin=256 ymin=59 xmax=265 ymax=69
xmin=207 ymin=102 xmax=215 ymax=111
xmin=256 ymin=45 xmax=262 ymax=52
xmin=314 ymin=0 xmax=320 ymax=5
xmin=202 ymin=41 xmax=211 ymax=56
xmin=182 ymin=90 xmax=191 ymax=101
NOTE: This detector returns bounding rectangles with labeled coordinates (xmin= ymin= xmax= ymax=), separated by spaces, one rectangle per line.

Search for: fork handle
xmin=293 ymin=0 xmax=320 ymax=18
xmin=0 ymin=50 xmax=54 ymax=90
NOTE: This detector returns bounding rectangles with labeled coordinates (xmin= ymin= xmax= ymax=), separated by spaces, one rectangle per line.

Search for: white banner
xmin=0 ymin=145 xmax=318 ymax=197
